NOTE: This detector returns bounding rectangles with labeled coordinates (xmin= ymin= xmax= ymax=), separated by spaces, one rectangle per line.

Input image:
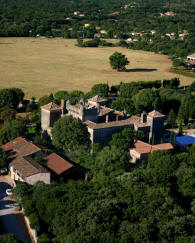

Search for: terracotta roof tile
xmin=41 ymin=102 xmax=62 ymax=111
xmin=44 ymin=153 xmax=74 ymax=175
xmin=2 ymin=137 xmax=26 ymax=151
xmin=2 ymin=137 xmax=41 ymax=156
xmin=153 ymin=143 xmax=174 ymax=150
xmin=11 ymin=155 xmax=48 ymax=177
xmin=130 ymin=140 xmax=173 ymax=155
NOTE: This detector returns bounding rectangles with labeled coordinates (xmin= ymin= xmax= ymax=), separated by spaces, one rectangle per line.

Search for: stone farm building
xmin=2 ymin=137 xmax=50 ymax=185
xmin=129 ymin=140 xmax=173 ymax=164
xmin=41 ymin=95 xmax=166 ymax=144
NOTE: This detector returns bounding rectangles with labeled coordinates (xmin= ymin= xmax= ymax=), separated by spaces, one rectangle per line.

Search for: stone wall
xmin=24 ymin=214 xmax=37 ymax=243
xmin=41 ymin=109 xmax=50 ymax=130
xmin=91 ymin=124 xmax=134 ymax=144
xmin=26 ymin=172 xmax=50 ymax=185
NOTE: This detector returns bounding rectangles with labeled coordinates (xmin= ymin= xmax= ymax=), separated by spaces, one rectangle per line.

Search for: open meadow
xmin=0 ymin=37 xmax=194 ymax=98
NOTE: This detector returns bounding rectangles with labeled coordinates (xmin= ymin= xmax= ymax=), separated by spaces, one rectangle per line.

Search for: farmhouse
xmin=129 ymin=140 xmax=173 ymax=163
xmin=2 ymin=137 xmax=50 ymax=185
xmin=187 ymin=53 xmax=195 ymax=62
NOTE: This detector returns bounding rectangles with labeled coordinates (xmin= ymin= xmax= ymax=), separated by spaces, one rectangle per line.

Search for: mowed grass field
xmin=0 ymin=37 xmax=194 ymax=98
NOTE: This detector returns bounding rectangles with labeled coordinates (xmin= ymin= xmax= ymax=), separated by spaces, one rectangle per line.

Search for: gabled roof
xmin=130 ymin=140 xmax=173 ymax=154
xmin=2 ymin=137 xmax=26 ymax=151
xmin=147 ymin=110 xmax=165 ymax=118
xmin=44 ymin=153 xmax=74 ymax=175
xmin=41 ymin=102 xmax=62 ymax=111
xmin=2 ymin=137 xmax=41 ymax=156
xmin=11 ymin=155 xmax=49 ymax=177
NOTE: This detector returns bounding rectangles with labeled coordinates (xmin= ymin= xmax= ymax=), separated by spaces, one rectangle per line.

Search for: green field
xmin=0 ymin=37 xmax=194 ymax=98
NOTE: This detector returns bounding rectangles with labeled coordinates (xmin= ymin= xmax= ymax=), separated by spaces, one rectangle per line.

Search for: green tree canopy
xmin=51 ymin=116 xmax=90 ymax=152
xmin=0 ymin=120 xmax=26 ymax=144
xmin=133 ymin=89 xmax=160 ymax=112
xmin=0 ymin=88 xmax=24 ymax=109
xmin=0 ymin=148 xmax=8 ymax=171
xmin=109 ymin=52 xmax=129 ymax=71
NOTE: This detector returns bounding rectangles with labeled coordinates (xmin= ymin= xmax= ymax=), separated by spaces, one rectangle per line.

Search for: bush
xmin=38 ymin=234 xmax=51 ymax=243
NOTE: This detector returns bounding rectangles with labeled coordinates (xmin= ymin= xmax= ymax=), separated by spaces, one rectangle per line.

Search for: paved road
xmin=0 ymin=177 xmax=31 ymax=243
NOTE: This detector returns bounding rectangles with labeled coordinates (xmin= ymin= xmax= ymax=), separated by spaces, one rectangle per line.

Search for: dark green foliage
xmin=0 ymin=148 xmax=8 ymax=170
xmin=69 ymin=90 xmax=84 ymax=104
xmin=90 ymin=83 xmax=108 ymax=97
xmin=38 ymin=95 xmax=53 ymax=107
xmin=0 ymin=88 xmax=24 ymax=109
xmin=119 ymin=80 xmax=162 ymax=98
xmin=0 ymin=109 xmax=16 ymax=124
xmin=38 ymin=234 xmax=51 ymax=243
xmin=132 ymin=89 xmax=160 ymax=112
xmin=109 ymin=128 xmax=145 ymax=151
xmin=0 ymin=234 xmax=20 ymax=243
xmin=109 ymin=52 xmax=129 ymax=71
xmin=52 ymin=116 xmax=90 ymax=152
xmin=14 ymin=144 xmax=195 ymax=242
xmin=54 ymin=90 xmax=69 ymax=103
xmin=0 ymin=120 xmax=26 ymax=144
xmin=13 ymin=182 xmax=31 ymax=203
xmin=178 ymin=100 xmax=190 ymax=125
xmin=167 ymin=109 xmax=176 ymax=128
xmin=110 ymin=97 xmax=135 ymax=114
xmin=26 ymin=97 xmax=38 ymax=112
xmin=163 ymin=78 xmax=180 ymax=89
xmin=190 ymin=82 xmax=195 ymax=91
xmin=76 ymin=38 xmax=113 ymax=47
xmin=29 ymin=212 xmax=41 ymax=231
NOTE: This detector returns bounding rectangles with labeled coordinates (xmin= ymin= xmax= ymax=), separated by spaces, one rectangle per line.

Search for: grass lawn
xmin=0 ymin=37 xmax=194 ymax=98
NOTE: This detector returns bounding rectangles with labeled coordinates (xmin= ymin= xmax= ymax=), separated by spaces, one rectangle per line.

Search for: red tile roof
xmin=2 ymin=137 xmax=41 ymax=156
xmin=41 ymin=102 xmax=62 ymax=111
xmin=44 ymin=153 xmax=74 ymax=175
xmin=2 ymin=137 xmax=26 ymax=151
xmin=130 ymin=140 xmax=173 ymax=155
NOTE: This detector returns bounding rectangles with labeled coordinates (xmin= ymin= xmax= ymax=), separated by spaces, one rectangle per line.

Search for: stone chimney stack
xmin=141 ymin=111 xmax=147 ymax=123
xmin=61 ymin=99 xmax=65 ymax=116
xmin=116 ymin=115 xmax=119 ymax=121
xmin=106 ymin=115 xmax=109 ymax=123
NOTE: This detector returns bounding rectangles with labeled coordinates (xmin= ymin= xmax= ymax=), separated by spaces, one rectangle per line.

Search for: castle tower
xmin=147 ymin=110 xmax=165 ymax=143
xmin=41 ymin=102 xmax=62 ymax=131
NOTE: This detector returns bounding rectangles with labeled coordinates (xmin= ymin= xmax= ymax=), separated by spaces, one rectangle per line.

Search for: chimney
xmin=106 ymin=115 xmax=109 ymax=123
xmin=141 ymin=111 xmax=147 ymax=123
xmin=61 ymin=99 xmax=65 ymax=116
xmin=61 ymin=99 xmax=65 ymax=109
xmin=116 ymin=115 xmax=119 ymax=121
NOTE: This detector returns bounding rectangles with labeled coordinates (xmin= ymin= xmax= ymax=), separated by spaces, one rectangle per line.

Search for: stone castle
xmin=41 ymin=95 xmax=166 ymax=144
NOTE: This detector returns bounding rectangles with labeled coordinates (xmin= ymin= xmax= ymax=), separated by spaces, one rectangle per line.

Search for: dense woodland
xmin=0 ymin=80 xmax=195 ymax=242
xmin=0 ymin=0 xmax=195 ymax=57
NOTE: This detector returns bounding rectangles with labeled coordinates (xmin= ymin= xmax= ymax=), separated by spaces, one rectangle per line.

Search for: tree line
xmin=0 ymin=0 xmax=195 ymax=57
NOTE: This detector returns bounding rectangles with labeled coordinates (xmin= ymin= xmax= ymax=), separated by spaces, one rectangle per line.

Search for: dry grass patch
xmin=0 ymin=37 xmax=194 ymax=98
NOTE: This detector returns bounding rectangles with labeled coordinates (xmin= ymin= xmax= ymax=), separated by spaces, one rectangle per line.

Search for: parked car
xmin=6 ymin=188 xmax=13 ymax=196
xmin=12 ymin=203 xmax=21 ymax=211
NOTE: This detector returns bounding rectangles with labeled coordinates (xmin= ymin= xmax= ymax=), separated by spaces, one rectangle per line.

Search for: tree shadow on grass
xmin=125 ymin=68 xmax=158 ymax=72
